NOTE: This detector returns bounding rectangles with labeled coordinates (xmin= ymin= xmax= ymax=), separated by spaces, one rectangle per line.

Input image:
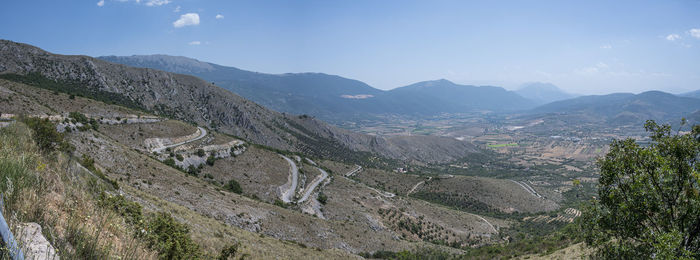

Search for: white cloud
xmin=666 ymin=34 xmax=681 ymax=41
xmin=215 ymin=14 xmax=224 ymax=19
xmin=145 ymin=0 xmax=170 ymax=6
xmin=690 ymin=29 xmax=700 ymax=39
xmin=97 ymin=0 xmax=105 ymax=6
xmin=174 ymin=5 xmax=181 ymax=12
xmin=188 ymin=41 xmax=201 ymax=45
xmin=173 ymin=13 xmax=200 ymax=28
xmin=600 ymin=44 xmax=612 ymax=49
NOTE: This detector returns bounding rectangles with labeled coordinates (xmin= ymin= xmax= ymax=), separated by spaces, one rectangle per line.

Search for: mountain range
xmin=99 ymin=54 xmax=700 ymax=127
xmin=98 ymin=55 xmax=536 ymax=121
xmin=0 ymin=39 xmax=479 ymax=163
xmin=532 ymin=90 xmax=700 ymax=125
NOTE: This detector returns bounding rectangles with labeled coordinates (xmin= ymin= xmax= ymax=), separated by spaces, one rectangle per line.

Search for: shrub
xmin=20 ymin=116 xmax=71 ymax=153
xmin=206 ymin=155 xmax=216 ymax=166
xmin=69 ymin=111 xmax=89 ymax=124
xmin=187 ymin=165 xmax=199 ymax=176
xmin=98 ymin=193 xmax=143 ymax=226
xmin=143 ymin=212 xmax=202 ymax=260
xmin=224 ymin=179 xmax=242 ymax=194
xmin=317 ymin=192 xmax=328 ymax=204
xmin=274 ymin=199 xmax=288 ymax=208
xmin=217 ymin=243 xmax=240 ymax=260
xmin=163 ymin=158 xmax=176 ymax=167
xmin=196 ymin=149 xmax=205 ymax=157
xmin=176 ymin=154 xmax=184 ymax=161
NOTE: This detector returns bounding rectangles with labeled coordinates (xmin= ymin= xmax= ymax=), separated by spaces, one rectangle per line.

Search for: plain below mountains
xmin=98 ymin=55 xmax=537 ymax=121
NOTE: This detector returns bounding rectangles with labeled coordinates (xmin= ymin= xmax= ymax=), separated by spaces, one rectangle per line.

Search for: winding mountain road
xmin=344 ymin=165 xmax=362 ymax=177
xmin=152 ymin=126 xmax=207 ymax=153
xmin=298 ymin=168 xmax=329 ymax=203
xmin=279 ymin=155 xmax=299 ymax=203
xmin=407 ymin=177 xmax=431 ymax=195
xmin=470 ymin=213 xmax=497 ymax=233
xmin=510 ymin=180 xmax=542 ymax=198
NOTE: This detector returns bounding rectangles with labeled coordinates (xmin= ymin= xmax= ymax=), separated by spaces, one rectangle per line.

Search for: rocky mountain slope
xmin=0 ymin=39 xmax=476 ymax=163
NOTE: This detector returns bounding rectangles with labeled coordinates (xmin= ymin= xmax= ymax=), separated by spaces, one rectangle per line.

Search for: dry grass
xmin=0 ymin=123 xmax=157 ymax=259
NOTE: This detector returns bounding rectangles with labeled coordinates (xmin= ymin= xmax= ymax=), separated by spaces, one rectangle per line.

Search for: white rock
xmin=17 ymin=223 xmax=59 ymax=260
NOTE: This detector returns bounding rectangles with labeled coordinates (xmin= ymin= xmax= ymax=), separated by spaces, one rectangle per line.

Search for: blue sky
xmin=1 ymin=0 xmax=699 ymax=94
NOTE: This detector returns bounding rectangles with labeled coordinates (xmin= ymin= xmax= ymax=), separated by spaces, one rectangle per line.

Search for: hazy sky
xmin=1 ymin=0 xmax=699 ymax=94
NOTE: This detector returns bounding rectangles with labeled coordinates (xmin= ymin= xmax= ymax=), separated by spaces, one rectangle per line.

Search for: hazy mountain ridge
xmin=531 ymin=90 xmax=700 ymax=124
xmin=381 ymin=79 xmax=536 ymax=113
xmin=680 ymin=89 xmax=700 ymax=99
xmin=515 ymin=82 xmax=576 ymax=105
xmin=98 ymin=55 xmax=538 ymax=120
xmin=0 ymin=39 xmax=476 ymax=163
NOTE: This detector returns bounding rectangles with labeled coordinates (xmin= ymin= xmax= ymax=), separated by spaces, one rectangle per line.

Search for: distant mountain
xmin=679 ymin=89 xmax=700 ymax=99
xmin=531 ymin=91 xmax=700 ymax=124
xmin=378 ymin=79 xmax=536 ymax=114
xmin=515 ymin=82 xmax=576 ymax=105
xmin=98 ymin=55 xmax=537 ymax=121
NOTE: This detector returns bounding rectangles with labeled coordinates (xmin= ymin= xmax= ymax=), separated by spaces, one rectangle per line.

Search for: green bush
xmin=224 ymin=179 xmax=242 ymax=194
xmin=69 ymin=111 xmax=89 ymax=124
xmin=217 ymin=243 xmax=239 ymax=260
xmin=176 ymin=154 xmax=184 ymax=161
xmin=163 ymin=158 xmax=176 ymax=167
xmin=196 ymin=149 xmax=205 ymax=157
xmin=206 ymin=155 xmax=216 ymax=166
xmin=20 ymin=116 xmax=71 ymax=153
xmin=274 ymin=199 xmax=288 ymax=208
xmin=317 ymin=192 xmax=328 ymax=204
xmin=143 ymin=212 xmax=202 ymax=260
xmin=98 ymin=193 xmax=143 ymax=226
xmin=187 ymin=165 xmax=199 ymax=176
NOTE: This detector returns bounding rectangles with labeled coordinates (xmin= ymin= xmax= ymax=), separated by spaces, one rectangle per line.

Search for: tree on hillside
xmin=581 ymin=120 xmax=700 ymax=259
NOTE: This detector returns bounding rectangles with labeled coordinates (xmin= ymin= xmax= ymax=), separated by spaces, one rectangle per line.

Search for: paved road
xmin=152 ymin=126 xmax=207 ymax=153
xmin=407 ymin=177 xmax=432 ymax=195
xmin=344 ymin=165 xmax=362 ymax=177
xmin=279 ymin=155 xmax=299 ymax=203
xmin=340 ymin=168 xmax=395 ymax=198
xmin=510 ymin=180 xmax=542 ymax=198
xmin=470 ymin=213 xmax=497 ymax=233
xmin=298 ymin=168 xmax=329 ymax=203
